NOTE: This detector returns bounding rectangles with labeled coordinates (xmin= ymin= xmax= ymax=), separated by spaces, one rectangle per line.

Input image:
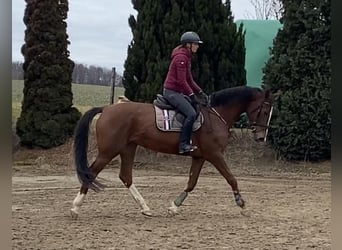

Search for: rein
xmin=206 ymin=93 xmax=229 ymax=126
xmin=209 ymin=107 xmax=227 ymax=125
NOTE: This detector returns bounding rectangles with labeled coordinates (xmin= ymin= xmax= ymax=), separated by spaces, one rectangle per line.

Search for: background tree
xmin=245 ymin=0 xmax=283 ymax=20
xmin=123 ymin=0 xmax=246 ymax=102
xmin=13 ymin=62 xmax=119 ymax=86
xmin=16 ymin=0 xmax=81 ymax=148
xmin=262 ymin=0 xmax=331 ymax=161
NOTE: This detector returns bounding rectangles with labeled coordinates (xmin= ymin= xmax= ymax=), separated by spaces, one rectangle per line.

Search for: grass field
xmin=12 ymin=80 xmax=125 ymax=125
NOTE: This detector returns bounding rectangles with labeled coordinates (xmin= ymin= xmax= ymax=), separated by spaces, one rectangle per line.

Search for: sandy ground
xmin=12 ymin=144 xmax=331 ymax=250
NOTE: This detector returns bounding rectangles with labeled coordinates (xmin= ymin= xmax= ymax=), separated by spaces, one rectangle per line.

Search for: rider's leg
xmin=163 ymin=89 xmax=197 ymax=154
xmin=178 ymin=114 xmax=197 ymax=153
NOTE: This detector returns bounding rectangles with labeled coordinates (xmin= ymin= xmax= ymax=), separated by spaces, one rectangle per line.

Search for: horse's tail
xmin=74 ymin=107 xmax=104 ymax=191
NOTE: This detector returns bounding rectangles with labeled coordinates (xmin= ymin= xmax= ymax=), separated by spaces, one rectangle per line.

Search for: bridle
xmin=205 ymin=92 xmax=274 ymax=141
xmin=249 ymin=99 xmax=274 ymax=141
xmin=249 ymin=101 xmax=273 ymax=127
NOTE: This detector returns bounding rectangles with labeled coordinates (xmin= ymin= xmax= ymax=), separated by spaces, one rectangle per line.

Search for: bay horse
xmin=70 ymin=86 xmax=278 ymax=218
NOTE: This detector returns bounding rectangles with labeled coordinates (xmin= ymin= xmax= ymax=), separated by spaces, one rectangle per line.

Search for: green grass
xmin=12 ymin=80 xmax=125 ymax=125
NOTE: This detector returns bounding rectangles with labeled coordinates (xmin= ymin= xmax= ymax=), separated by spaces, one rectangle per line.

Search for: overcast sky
xmin=12 ymin=0 xmax=254 ymax=74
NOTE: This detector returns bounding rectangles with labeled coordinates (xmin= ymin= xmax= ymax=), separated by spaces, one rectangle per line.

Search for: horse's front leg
xmin=206 ymin=152 xmax=245 ymax=209
xmin=168 ymin=157 xmax=205 ymax=216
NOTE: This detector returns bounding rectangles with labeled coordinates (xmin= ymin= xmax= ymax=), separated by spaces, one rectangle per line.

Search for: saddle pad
xmin=154 ymin=106 xmax=203 ymax=132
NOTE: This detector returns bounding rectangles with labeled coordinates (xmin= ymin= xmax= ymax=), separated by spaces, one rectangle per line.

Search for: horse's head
xmin=246 ymin=89 xmax=280 ymax=142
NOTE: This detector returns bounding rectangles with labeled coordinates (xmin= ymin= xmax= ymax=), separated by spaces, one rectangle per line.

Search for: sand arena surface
xmin=12 ymin=150 xmax=330 ymax=250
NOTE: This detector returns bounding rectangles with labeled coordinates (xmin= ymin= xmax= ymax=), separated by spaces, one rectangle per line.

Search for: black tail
xmin=74 ymin=107 xmax=104 ymax=191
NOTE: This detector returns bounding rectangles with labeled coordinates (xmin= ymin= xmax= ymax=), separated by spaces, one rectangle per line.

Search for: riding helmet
xmin=180 ymin=31 xmax=203 ymax=44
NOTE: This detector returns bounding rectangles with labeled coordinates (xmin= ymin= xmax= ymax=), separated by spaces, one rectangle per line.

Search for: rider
xmin=163 ymin=31 xmax=208 ymax=154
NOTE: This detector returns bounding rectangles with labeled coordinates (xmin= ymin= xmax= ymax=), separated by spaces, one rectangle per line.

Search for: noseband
xmin=249 ymin=100 xmax=274 ymax=132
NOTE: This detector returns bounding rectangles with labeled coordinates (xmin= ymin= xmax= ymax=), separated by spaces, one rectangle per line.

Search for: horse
xmin=70 ymin=86 xmax=278 ymax=218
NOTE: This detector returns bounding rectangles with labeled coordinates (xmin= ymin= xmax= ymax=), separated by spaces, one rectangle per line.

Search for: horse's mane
xmin=209 ymin=86 xmax=262 ymax=107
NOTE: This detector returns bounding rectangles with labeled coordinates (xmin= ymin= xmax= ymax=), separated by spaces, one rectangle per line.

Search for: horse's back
xmin=96 ymin=102 xmax=155 ymax=136
xmin=110 ymin=101 xmax=153 ymax=116
xmin=96 ymin=101 xmax=181 ymax=153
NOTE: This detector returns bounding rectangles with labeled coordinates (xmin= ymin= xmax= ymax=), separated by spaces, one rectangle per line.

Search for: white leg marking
xmin=128 ymin=184 xmax=152 ymax=216
xmin=167 ymin=201 xmax=179 ymax=216
xmin=70 ymin=192 xmax=86 ymax=219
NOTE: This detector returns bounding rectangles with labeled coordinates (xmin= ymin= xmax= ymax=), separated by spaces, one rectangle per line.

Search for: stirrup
xmin=178 ymin=144 xmax=198 ymax=154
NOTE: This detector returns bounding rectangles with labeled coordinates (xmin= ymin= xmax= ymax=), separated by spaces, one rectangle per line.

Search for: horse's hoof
xmin=240 ymin=209 xmax=251 ymax=217
xmin=70 ymin=208 xmax=79 ymax=220
xmin=142 ymin=209 xmax=152 ymax=217
xmin=167 ymin=202 xmax=178 ymax=216
xmin=236 ymin=198 xmax=245 ymax=209
xmin=167 ymin=209 xmax=177 ymax=217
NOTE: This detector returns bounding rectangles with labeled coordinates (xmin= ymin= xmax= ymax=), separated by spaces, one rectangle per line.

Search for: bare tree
xmin=244 ymin=0 xmax=283 ymax=20
xmin=270 ymin=0 xmax=283 ymax=20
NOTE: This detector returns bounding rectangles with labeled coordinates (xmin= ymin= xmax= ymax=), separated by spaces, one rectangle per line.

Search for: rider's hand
xmin=189 ymin=93 xmax=197 ymax=103
xmin=196 ymin=91 xmax=209 ymax=106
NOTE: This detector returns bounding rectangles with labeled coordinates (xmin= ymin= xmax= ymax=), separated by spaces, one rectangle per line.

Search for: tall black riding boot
xmin=178 ymin=117 xmax=197 ymax=154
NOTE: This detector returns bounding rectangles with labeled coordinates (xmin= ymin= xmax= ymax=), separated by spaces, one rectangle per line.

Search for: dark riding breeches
xmin=163 ymin=88 xmax=197 ymax=146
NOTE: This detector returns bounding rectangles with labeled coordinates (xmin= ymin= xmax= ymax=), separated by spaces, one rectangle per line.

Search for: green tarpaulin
xmin=235 ymin=20 xmax=283 ymax=87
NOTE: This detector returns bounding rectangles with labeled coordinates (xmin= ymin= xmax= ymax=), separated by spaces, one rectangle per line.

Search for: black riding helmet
xmin=180 ymin=31 xmax=203 ymax=44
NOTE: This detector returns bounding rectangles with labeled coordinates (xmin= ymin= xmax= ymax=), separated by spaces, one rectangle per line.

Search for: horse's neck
xmin=212 ymin=104 xmax=245 ymax=127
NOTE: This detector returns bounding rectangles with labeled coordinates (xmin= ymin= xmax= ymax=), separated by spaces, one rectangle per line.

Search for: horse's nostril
xmin=254 ymin=136 xmax=265 ymax=142
xmin=254 ymin=137 xmax=264 ymax=142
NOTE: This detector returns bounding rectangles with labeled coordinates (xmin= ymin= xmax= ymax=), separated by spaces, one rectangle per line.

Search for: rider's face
xmin=190 ymin=43 xmax=200 ymax=53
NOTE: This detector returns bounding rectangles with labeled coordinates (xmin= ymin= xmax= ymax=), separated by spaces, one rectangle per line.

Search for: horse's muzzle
xmin=252 ymin=128 xmax=267 ymax=142
xmin=255 ymin=137 xmax=265 ymax=142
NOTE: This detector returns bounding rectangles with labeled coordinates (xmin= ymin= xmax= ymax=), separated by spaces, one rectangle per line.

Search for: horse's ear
xmin=272 ymin=90 xmax=282 ymax=101
xmin=264 ymin=89 xmax=281 ymax=101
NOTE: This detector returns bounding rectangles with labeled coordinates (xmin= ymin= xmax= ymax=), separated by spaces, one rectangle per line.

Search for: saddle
xmin=153 ymin=94 xmax=204 ymax=132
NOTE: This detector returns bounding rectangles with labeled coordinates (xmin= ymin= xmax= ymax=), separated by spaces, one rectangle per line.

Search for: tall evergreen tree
xmin=16 ymin=0 xmax=81 ymax=148
xmin=123 ymin=0 xmax=246 ymax=102
xmin=262 ymin=0 xmax=331 ymax=161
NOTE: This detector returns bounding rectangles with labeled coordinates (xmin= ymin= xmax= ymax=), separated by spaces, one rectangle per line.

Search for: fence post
xmin=110 ymin=67 xmax=116 ymax=104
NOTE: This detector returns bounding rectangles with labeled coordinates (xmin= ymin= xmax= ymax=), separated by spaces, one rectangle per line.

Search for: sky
xmin=12 ymin=0 xmax=254 ymax=75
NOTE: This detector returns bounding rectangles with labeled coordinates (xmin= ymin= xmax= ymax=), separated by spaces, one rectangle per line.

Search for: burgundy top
xmin=163 ymin=47 xmax=202 ymax=96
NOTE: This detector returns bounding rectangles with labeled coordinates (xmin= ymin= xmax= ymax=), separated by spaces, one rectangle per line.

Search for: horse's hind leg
xmin=71 ymin=153 xmax=117 ymax=219
xmin=168 ymin=157 xmax=205 ymax=216
xmin=119 ymin=143 xmax=152 ymax=216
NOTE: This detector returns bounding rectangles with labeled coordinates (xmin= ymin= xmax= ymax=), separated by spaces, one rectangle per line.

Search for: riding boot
xmin=179 ymin=118 xmax=197 ymax=154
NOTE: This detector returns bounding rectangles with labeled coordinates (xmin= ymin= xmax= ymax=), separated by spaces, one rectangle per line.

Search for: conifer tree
xmin=263 ymin=0 xmax=331 ymax=161
xmin=16 ymin=0 xmax=81 ymax=148
xmin=123 ymin=0 xmax=246 ymax=102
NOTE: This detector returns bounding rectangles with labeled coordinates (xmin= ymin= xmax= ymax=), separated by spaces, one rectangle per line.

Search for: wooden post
xmin=110 ymin=67 xmax=116 ymax=104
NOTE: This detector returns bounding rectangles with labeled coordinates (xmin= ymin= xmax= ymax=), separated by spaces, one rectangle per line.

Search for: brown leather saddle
xmin=153 ymin=94 xmax=203 ymax=132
